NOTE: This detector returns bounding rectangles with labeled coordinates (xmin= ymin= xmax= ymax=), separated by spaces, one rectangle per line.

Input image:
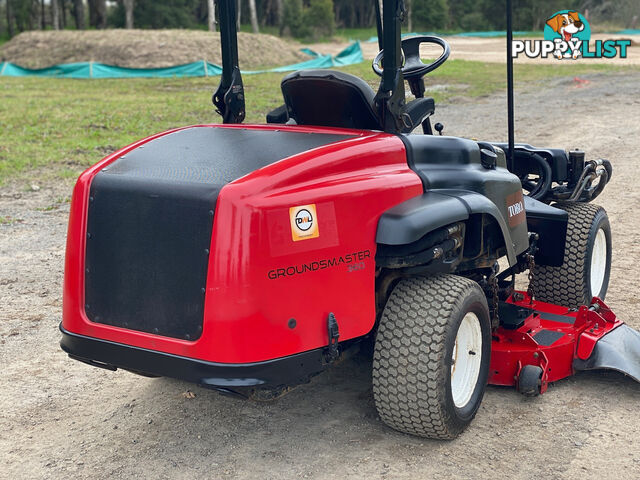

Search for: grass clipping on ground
xmin=0 ymin=29 xmax=310 ymax=69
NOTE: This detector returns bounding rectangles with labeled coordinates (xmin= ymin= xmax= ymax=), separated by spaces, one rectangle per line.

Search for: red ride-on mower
xmin=60 ymin=0 xmax=640 ymax=439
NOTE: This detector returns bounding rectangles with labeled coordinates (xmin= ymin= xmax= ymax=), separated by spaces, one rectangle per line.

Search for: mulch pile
xmin=0 ymin=29 xmax=309 ymax=69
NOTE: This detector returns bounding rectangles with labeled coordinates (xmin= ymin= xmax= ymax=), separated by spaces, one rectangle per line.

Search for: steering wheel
xmin=373 ymin=35 xmax=450 ymax=79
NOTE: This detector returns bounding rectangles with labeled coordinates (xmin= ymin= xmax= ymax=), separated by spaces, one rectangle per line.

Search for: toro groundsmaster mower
xmin=60 ymin=0 xmax=640 ymax=439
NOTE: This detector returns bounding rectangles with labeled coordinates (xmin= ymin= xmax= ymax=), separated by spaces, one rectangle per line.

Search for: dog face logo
xmin=544 ymin=10 xmax=590 ymax=60
xmin=546 ymin=12 xmax=584 ymax=43
xmin=514 ymin=12 xmax=629 ymax=61
xmin=290 ymin=204 xmax=319 ymax=241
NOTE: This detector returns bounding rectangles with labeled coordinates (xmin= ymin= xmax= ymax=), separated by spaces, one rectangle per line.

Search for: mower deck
xmin=491 ymin=291 xmax=624 ymax=393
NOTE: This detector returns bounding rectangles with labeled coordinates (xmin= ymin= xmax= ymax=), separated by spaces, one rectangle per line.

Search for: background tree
xmin=248 ymin=0 xmax=259 ymax=33
xmin=303 ymin=0 xmax=333 ymax=38
xmin=60 ymin=0 xmax=67 ymax=29
xmin=0 ymin=0 xmax=636 ymax=40
xmin=282 ymin=0 xmax=303 ymax=36
xmin=581 ymin=0 xmax=637 ymax=27
xmin=207 ymin=0 xmax=215 ymax=31
xmin=51 ymin=0 xmax=60 ymax=29
xmin=72 ymin=0 xmax=84 ymax=29
xmin=333 ymin=0 xmax=376 ymax=29
xmin=6 ymin=0 xmax=15 ymax=37
xmin=123 ymin=0 xmax=134 ymax=28
xmin=88 ymin=0 xmax=107 ymax=29
xmin=275 ymin=0 xmax=283 ymax=31
xmin=412 ymin=0 xmax=447 ymax=30
xmin=6 ymin=0 xmax=38 ymax=32
xmin=114 ymin=0 xmax=204 ymax=29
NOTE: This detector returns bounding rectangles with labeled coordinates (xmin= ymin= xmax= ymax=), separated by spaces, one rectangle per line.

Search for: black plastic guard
xmin=85 ymin=127 xmax=352 ymax=341
xmin=60 ymin=325 xmax=328 ymax=388
xmin=523 ymin=196 xmax=568 ymax=266
xmin=574 ymin=324 xmax=640 ymax=382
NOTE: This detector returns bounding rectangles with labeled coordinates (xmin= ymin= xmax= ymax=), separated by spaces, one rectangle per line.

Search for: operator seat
xmin=274 ymin=69 xmax=436 ymax=134
xmin=279 ymin=69 xmax=383 ymax=130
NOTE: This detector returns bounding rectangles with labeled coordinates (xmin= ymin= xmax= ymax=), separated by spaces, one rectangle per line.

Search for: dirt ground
xmin=0 ymin=30 xmax=309 ymax=69
xmin=1 ymin=71 xmax=640 ymax=479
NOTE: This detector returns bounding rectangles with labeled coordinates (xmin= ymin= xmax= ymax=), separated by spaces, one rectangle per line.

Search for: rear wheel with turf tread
xmin=531 ymin=203 xmax=611 ymax=308
xmin=372 ymin=274 xmax=491 ymax=439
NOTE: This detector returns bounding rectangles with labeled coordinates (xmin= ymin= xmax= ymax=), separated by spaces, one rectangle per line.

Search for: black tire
xmin=517 ymin=365 xmax=543 ymax=397
xmin=372 ymin=274 xmax=491 ymax=439
xmin=531 ymin=203 xmax=611 ymax=308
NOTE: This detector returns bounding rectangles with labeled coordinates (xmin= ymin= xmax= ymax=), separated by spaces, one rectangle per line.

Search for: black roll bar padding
xmin=213 ymin=0 xmax=245 ymax=124
xmin=380 ymin=0 xmax=401 ymax=95
xmin=374 ymin=0 xmax=408 ymax=134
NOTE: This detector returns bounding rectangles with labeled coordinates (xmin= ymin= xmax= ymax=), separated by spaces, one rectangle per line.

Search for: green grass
xmin=0 ymin=215 xmax=22 ymax=225
xmin=0 ymin=59 xmax=636 ymax=183
xmin=335 ymin=27 xmax=378 ymax=42
xmin=35 ymin=205 xmax=59 ymax=212
xmin=341 ymin=60 xmax=635 ymax=99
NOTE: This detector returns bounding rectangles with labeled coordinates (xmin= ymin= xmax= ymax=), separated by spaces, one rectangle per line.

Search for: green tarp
xmin=0 ymin=60 xmax=221 ymax=79
xmin=0 ymin=41 xmax=363 ymax=79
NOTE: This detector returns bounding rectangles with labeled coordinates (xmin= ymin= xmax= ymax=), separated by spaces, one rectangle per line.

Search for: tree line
xmin=1 ymin=1 xmax=637 ymax=40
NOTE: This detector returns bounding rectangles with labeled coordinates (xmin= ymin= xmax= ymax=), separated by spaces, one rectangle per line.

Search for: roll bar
xmin=212 ymin=0 xmax=517 ymax=152
xmin=212 ymin=0 xmax=245 ymax=124
xmin=373 ymin=0 xmax=407 ymax=133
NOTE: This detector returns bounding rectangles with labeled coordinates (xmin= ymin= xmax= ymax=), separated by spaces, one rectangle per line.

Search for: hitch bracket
xmin=325 ymin=313 xmax=340 ymax=363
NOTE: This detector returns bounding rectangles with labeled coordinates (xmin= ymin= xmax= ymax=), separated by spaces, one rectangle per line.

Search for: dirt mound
xmin=0 ymin=29 xmax=309 ymax=69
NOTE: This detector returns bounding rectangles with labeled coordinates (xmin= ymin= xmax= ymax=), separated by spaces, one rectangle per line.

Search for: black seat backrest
xmin=281 ymin=70 xmax=383 ymax=131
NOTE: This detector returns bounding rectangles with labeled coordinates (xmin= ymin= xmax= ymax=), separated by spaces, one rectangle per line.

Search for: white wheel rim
xmin=450 ymin=312 xmax=483 ymax=409
xmin=590 ymin=228 xmax=607 ymax=298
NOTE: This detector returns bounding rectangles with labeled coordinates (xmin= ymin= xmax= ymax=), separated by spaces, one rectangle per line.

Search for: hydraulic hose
xmin=517 ymin=152 xmax=553 ymax=200
xmin=568 ymin=159 xmax=612 ymax=202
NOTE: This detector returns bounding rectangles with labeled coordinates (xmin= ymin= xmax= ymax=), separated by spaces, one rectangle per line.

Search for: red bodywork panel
xmin=62 ymin=124 xmax=423 ymax=363
xmin=490 ymin=293 xmax=621 ymax=393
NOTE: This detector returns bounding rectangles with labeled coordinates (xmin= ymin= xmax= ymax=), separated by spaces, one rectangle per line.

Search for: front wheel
xmin=531 ymin=203 xmax=611 ymax=308
xmin=372 ymin=274 xmax=491 ymax=439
